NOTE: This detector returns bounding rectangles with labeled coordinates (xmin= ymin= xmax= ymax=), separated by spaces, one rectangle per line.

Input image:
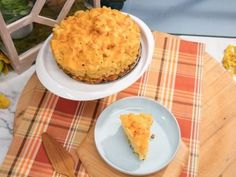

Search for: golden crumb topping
xmin=120 ymin=113 xmax=153 ymax=160
xmin=50 ymin=7 xmax=141 ymax=83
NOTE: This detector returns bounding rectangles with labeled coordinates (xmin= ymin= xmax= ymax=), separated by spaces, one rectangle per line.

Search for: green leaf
xmin=2 ymin=64 xmax=8 ymax=75
xmin=0 ymin=60 xmax=4 ymax=73
xmin=19 ymin=10 xmax=29 ymax=15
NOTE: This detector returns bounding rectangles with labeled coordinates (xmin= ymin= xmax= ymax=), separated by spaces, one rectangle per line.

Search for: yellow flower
xmin=222 ymin=45 xmax=236 ymax=75
xmin=0 ymin=52 xmax=11 ymax=75
xmin=0 ymin=93 xmax=11 ymax=109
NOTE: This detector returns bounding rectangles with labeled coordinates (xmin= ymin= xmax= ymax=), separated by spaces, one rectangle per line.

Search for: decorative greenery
xmin=101 ymin=0 xmax=126 ymax=10
xmin=13 ymin=23 xmax=52 ymax=54
xmin=67 ymin=0 xmax=87 ymax=16
xmin=40 ymin=0 xmax=87 ymax=19
xmin=0 ymin=0 xmax=33 ymax=24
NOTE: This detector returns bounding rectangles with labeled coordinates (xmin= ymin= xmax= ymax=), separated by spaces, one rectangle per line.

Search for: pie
xmin=50 ymin=7 xmax=141 ymax=84
xmin=120 ymin=113 xmax=153 ymax=160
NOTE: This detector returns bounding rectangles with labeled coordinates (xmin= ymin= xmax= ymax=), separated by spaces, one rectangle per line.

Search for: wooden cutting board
xmin=14 ymin=73 xmax=39 ymax=133
xmin=14 ymin=54 xmax=236 ymax=177
xmin=199 ymin=54 xmax=236 ymax=177
xmin=77 ymin=126 xmax=188 ymax=177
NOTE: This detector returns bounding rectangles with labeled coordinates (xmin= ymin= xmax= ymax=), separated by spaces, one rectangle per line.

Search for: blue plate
xmin=94 ymin=96 xmax=181 ymax=176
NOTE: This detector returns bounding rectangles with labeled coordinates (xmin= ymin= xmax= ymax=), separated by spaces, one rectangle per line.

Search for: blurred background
xmin=122 ymin=0 xmax=236 ymax=37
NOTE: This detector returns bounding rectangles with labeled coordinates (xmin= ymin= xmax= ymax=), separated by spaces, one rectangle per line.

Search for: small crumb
xmin=150 ymin=134 xmax=155 ymax=139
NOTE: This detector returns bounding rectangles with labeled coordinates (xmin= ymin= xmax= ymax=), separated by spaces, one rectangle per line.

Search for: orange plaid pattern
xmin=0 ymin=32 xmax=204 ymax=177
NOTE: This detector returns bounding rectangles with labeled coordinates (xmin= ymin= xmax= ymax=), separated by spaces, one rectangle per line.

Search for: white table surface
xmin=0 ymin=36 xmax=235 ymax=165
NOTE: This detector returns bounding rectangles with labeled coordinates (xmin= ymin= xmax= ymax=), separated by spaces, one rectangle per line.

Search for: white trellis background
xmin=0 ymin=0 xmax=100 ymax=73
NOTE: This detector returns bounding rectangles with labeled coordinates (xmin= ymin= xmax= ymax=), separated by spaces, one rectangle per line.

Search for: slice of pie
xmin=120 ymin=113 xmax=153 ymax=160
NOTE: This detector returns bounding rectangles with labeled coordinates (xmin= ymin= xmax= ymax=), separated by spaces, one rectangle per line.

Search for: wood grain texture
xmin=14 ymin=73 xmax=38 ymax=134
xmin=198 ymin=54 xmax=236 ymax=177
xmin=42 ymin=132 xmax=75 ymax=177
xmin=14 ymin=53 xmax=236 ymax=176
xmin=77 ymin=127 xmax=188 ymax=177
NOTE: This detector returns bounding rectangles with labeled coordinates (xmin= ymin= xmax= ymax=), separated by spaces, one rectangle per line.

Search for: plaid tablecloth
xmin=0 ymin=32 xmax=205 ymax=177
